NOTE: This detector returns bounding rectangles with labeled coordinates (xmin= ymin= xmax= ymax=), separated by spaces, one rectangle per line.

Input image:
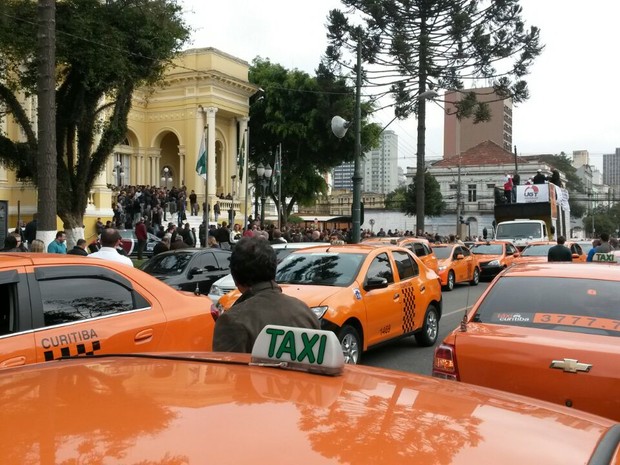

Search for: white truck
xmin=494 ymin=219 xmax=548 ymax=250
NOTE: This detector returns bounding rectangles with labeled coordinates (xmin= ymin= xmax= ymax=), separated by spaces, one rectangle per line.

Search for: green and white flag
xmin=237 ymin=135 xmax=245 ymax=182
xmin=196 ymin=131 xmax=207 ymax=179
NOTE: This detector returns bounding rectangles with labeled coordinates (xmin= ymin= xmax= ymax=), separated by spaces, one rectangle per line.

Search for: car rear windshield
xmin=276 ymin=253 xmax=364 ymax=287
xmin=496 ymin=223 xmax=542 ymax=239
xmin=521 ymin=244 xmax=553 ymax=256
xmin=472 ymin=244 xmax=503 ymax=255
xmin=473 ymin=276 xmax=620 ymax=337
xmin=141 ymin=253 xmax=192 ymax=275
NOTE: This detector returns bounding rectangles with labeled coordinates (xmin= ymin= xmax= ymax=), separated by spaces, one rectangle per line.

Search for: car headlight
xmin=210 ymin=284 xmax=224 ymax=296
xmin=311 ymin=306 xmax=328 ymax=319
xmin=438 ymin=265 xmax=447 ymax=271
xmin=487 ymin=260 xmax=500 ymax=266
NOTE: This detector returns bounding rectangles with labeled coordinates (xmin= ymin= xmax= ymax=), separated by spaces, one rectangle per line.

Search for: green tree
xmin=401 ymin=172 xmax=445 ymax=218
xmin=537 ymin=152 xmax=586 ymax=217
xmin=248 ymin=58 xmax=381 ymax=223
xmin=0 ymin=0 xmax=189 ymax=236
xmin=384 ymin=186 xmax=407 ymax=210
xmin=325 ymin=0 xmax=542 ymax=233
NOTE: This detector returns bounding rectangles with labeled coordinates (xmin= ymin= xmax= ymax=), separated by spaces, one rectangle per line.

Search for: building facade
xmin=1 ymin=47 xmax=258 ymax=239
xmin=443 ymin=87 xmax=513 ymax=159
xmin=603 ymin=148 xmax=620 ymax=193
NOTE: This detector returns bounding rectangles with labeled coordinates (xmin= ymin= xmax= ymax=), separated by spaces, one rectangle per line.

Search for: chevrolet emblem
xmin=549 ymin=358 xmax=592 ymax=373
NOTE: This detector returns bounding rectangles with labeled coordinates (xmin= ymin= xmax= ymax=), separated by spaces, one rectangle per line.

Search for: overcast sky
xmin=181 ymin=1 xmax=620 ymax=171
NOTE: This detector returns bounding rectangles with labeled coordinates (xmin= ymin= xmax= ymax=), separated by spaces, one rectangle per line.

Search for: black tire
xmin=444 ymin=271 xmax=455 ymax=291
xmin=415 ymin=304 xmax=439 ymax=347
xmin=338 ymin=325 xmax=362 ymax=364
xmin=470 ymin=267 xmax=480 ymax=286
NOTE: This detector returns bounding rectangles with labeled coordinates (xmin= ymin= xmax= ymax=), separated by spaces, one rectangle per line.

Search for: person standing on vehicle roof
xmin=533 ymin=169 xmax=547 ymax=184
xmin=213 ymin=237 xmax=320 ymax=353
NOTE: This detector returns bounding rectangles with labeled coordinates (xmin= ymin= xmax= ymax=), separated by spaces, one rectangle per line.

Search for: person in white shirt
xmin=89 ymin=228 xmax=134 ymax=267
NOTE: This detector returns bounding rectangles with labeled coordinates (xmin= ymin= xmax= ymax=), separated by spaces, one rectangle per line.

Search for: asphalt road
xmin=362 ymin=281 xmax=490 ymax=375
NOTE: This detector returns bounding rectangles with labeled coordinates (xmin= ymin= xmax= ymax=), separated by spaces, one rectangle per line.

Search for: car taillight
xmin=432 ymin=343 xmax=459 ymax=381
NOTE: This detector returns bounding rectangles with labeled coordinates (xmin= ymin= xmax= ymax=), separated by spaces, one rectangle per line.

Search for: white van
xmin=494 ymin=219 xmax=548 ymax=250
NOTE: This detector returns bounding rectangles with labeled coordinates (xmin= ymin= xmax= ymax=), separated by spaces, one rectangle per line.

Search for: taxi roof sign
xmin=251 ymin=325 xmax=345 ymax=376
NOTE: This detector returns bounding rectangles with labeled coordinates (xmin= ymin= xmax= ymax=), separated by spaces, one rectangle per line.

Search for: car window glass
xmin=472 ymin=244 xmax=503 ymax=255
xmin=142 ymin=253 xmax=192 ymax=275
xmin=461 ymin=247 xmax=471 ymax=257
xmin=433 ymin=247 xmax=451 ymax=259
xmin=215 ymin=253 xmax=231 ymax=269
xmin=366 ymin=253 xmax=394 ymax=284
xmin=39 ymin=278 xmax=137 ymax=327
xmin=276 ymin=253 xmax=364 ymax=287
xmin=422 ymin=243 xmax=432 ymax=255
xmin=472 ymin=276 xmax=620 ymax=337
xmin=412 ymin=243 xmax=426 ymax=257
xmin=194 ymin=252 xmax=218 ymax=270
xmin=392 ymin=251 xmax=418 ymax=279
xmin=0 ymin=283 xmax=17 ymax=336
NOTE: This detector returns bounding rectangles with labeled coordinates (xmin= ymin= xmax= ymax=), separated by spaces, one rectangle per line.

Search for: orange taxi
xmin=431 ymin=244 xmax=481 ymax=291
xmin=362 ymin=236 xmax=439 ymax=272
xmin=469 ymin=240 xmax=519 ymax=279
xmin=513 ymin=240 xmax=586 ymax=264
xmin=433 ymin=263 xmax=620 ymax=421
xmin=1 ymin=325 xmax=618 ymax=464
xmin=218 ymin=244 xmax=443 ymax=363
xmin=0 ymin=253 xmax=215 ymax=368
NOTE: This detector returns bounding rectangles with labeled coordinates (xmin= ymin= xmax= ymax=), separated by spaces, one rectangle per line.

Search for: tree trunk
xmin=36 ymin=0 xmax=57 ymax=247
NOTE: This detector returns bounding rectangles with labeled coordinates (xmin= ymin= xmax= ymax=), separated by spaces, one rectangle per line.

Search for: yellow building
xmin=2 ymin=47 xmax=258 ymax=240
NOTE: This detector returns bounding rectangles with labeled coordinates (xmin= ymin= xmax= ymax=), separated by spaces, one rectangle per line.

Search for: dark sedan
xmin=140 ymin=249 xmax=231 ymax=295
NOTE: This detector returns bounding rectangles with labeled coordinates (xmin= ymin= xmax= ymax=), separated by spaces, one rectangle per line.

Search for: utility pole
xmin=455 ymin=152 xmax=462 ymax=237
xmin=36 ymin=0 xmax=57 ymax=247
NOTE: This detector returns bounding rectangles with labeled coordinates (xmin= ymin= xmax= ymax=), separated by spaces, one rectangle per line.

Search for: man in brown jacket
xmin=213 ymin=237 xmax=319 ymax=353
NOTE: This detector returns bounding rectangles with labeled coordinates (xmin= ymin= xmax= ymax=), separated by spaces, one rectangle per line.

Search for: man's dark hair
xmin=3 ymin=235 xmax=17 ymax=249
xmin=600 ymin=232 xmax=610 ymax=242
xmin=100 ymin=228 xmax=122 ymax=247
xmin=556 ymin=235 xmax=566 ymax=245
xmin=230 ymin=237 xmax=277 ymax=287
xmin=55 ymin=231 xmax=65 ymax=239
xmin=76 ymin=238 xmax=87 ymax=247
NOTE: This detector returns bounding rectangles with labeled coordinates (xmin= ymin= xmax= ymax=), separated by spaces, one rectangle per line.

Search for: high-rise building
xmin=332 ymin=130 xmax=399 ymax=194
xmin=572 ymin=150 xmax=590 ymax=168
xmin=603 ymin=148 xmax=620 ymax=191
xmin=331 ymin=161 xmax=355 ymax=191
xmin=443 ymin=87 xmax=513 ymax=159
xmin=363 ymin=130 xmax=399 ymax=194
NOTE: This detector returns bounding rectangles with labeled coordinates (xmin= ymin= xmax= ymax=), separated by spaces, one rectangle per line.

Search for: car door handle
xmin=134 ymin=329 xmax=154 ymax=344
xmin=420 ymin=285 xmax=425 ymax=292
xmin=0 ymin=356 xmax=26 ymax=368
xmin=393 ymin=293 xmax=400 ymax=300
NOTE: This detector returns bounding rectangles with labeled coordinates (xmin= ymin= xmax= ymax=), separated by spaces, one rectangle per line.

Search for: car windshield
xmin=472 ymin=244 xmax=503 ymax=255
xmin=496 ymin=223 xmax=542 ymax=239
xmin=432 ymin=247 xmax=453 ymax=259
xmin=276 ymin=253 xmax=364 ymax=287
xmin=118 ymin=230 xmax=135 ymax=239
xmin=141 ymin=253 xmax=192 ymax=275
xmin=472 ymin=276 xmax=620 ymax=337
xmin=521 ymin=244 xmax=553 ymax=256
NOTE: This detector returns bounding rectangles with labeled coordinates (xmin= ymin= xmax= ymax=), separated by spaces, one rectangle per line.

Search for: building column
xmin=178 ymin=145 xmax=186 ymax=186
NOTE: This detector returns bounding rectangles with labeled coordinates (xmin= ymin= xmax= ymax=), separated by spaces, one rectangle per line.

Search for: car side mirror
xmin=513 ymin=252 xmax=520 ymax=258
xmin=571 ymin=253 xmax=579 ymax=259
xmin=456 ymin=254 xmax=465 ymax=260
xmin=364 ymin=277 xmax=388 ymax=291
xmin=189 ymin=267 xmax=204 ymax=277
xmin=204 ymin=265 xmax=218 ymax=272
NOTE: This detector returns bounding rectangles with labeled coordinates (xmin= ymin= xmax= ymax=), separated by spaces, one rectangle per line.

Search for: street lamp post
xmin=112 ymin=160 xmax=124 ymax=187
xmin=161 ymin=167 xmax=172 ymax=221
xmin=256 ymin=163 xmax=272 ymax=230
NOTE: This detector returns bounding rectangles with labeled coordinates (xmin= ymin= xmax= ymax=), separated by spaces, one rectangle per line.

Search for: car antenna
xmin=194 ymin=282 xmax=200 ymax=296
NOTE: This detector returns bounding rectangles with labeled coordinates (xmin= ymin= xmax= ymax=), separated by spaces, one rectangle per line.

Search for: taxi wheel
xmin=470 ymin=268 xmax=480 ymax=286
xmin=444 ymin=271 xmax=455 ymax=291
xmin=338 ymin=325 xmax=361 ymax=364
xmin=415 ymin=304 xmax=439 ymax=347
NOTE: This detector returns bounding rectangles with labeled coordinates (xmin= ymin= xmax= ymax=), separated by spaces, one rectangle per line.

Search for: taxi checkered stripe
xmin=43 ymin=340 xmax=102 ymax=362
xmin=401 ymin=286 xmax=416 ymax=333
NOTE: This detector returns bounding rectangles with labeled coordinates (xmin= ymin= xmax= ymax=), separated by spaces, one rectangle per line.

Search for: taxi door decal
xmin=43 ymin=340 xmax=102 ymax=361
xmin=401 ymin=285 xmax=417 ymax=333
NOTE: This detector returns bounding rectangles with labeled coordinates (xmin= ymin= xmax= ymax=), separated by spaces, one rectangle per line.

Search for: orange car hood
xmin=473 ymin=254 xmax=502 ymax=261
xmin=0 ymin=354 xmax=613 ymax=465
xmin=513 ymin=256 xmax=546 ymax=264
xmin=280 ymin=283 xmax=347 ymax=306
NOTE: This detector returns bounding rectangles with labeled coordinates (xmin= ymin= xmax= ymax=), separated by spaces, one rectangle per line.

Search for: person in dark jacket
xmin=213 ymin=237 xmax=320 ymax=353
xmin=67 ymin=239 xmax=89 ymax=256
xmin=547 ymin=236 xmax=572 ymax=262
